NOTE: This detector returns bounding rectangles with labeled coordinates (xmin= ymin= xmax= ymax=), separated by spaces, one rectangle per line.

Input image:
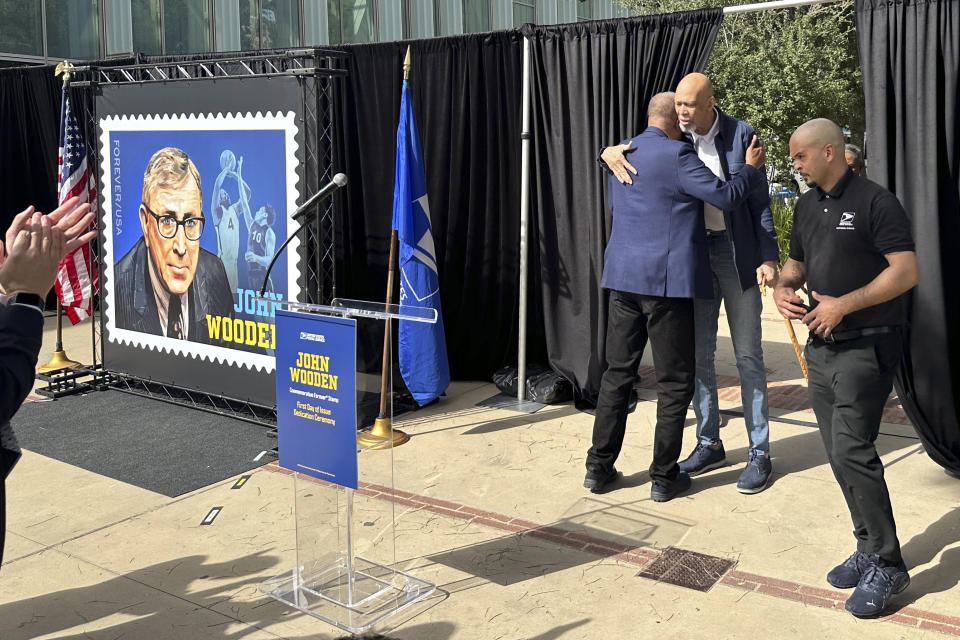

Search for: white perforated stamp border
xmin=98 ymin=111 xmax=301 ymax=372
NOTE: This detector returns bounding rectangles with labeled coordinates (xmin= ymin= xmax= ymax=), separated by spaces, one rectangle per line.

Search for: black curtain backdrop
xmin=1 ymin=58 xmax=142 ymax=239
xmin=523 ymin=11 xmax=723 ymax=407
xmin=332 ymin=31 xmax=547 ymax=380
xmin=0 ymin=65 xmax=62 ymax=237
xmin=857 ymin=0 xmax=960 ymax=475
xmin=2 ymin=16 xmax=721 ymax=389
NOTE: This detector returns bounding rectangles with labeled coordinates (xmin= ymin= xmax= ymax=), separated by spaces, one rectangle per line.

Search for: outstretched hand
xmin=229 ymin=157 xmax=245 ymax=181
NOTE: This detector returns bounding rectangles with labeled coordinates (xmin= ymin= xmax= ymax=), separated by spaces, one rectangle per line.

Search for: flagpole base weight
xmin=38 ymin=350 xmax=83 ymax=374
xmin=358 ymin=417 xmax=409 ymax=449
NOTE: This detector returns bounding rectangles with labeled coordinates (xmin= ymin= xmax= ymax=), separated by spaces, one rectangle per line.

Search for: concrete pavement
xmin=3 ymin=295 xmax=958 ymax=639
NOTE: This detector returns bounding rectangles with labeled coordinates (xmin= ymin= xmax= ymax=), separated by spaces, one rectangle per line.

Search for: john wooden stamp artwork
xmin=99 ymin=112 xmax=300 ymax=372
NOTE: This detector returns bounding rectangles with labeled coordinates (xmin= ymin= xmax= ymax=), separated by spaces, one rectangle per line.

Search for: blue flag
xmin=392 ymin=80 xmax=450 ymax=406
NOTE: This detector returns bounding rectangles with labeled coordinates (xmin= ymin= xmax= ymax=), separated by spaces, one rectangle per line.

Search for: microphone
xmin=257 ymin=172 xmax=348 ymax=297
xmin=291 ymin=173 xmax=348 ymax=222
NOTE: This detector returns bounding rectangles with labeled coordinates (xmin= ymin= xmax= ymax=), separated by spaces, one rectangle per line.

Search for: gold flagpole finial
xmin=403 ymin=46 xmax=411 ymax=81
xmin=54 ymin=60 xmax=74 ymax=86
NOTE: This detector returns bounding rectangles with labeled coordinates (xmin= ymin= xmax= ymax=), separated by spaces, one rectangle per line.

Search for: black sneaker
xmin=678 ymin=442 xmax=726 ymax=476
xmin=844 ymin=557 xmax=910 ymax=618
xmin=827 ymin=550 xmax=872 ymax=589
xmin=650 ymin=471 xmax=691 ymax=502
xmin=736 ymin=449 xmax=772 ymax=494
xmin=583 ymin=465 xmax=619 ymax=493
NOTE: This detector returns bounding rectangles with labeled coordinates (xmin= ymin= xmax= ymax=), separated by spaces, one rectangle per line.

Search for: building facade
xmin=0 ymin=0 xmax=639 ymax=66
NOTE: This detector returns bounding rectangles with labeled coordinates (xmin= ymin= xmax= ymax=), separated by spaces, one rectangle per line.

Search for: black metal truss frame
xmin=112 ymin=374 xmax=278 ymax=428
xmin=70 ymin=48 xmax=348 ymax=86
xmin=65 ymin=48 xmax=345 ymax=428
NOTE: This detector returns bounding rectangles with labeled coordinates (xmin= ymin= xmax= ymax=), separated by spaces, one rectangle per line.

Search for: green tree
xmin=618 ymin=0 xmax=863 ymax=183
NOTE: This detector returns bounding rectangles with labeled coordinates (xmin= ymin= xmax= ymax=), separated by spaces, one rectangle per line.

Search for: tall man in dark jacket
xmin=584 ymin=92 xmax=767 ymax=501
xmin=602 ymin=73 xmax=779 ymax=494
xmin=0 ymin=197 xmax=95 ymax=566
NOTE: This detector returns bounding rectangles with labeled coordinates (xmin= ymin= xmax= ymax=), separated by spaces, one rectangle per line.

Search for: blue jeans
xmin=693 ymin=232 xmax=770 ymax=453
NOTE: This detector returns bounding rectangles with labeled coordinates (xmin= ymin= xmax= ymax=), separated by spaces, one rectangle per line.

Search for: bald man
xmin=602 ymin=73 xmax=778 ymax=494
xmin=585 ymin=93 xmax=766 ymax=500
xmin=775 ymin=118 xmax=917 ymax=618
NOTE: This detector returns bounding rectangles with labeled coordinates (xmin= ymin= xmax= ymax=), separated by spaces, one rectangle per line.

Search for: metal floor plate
xmin=637 ymin=547 xmax=736 ymax=592
xmin=475 ymin=392 xmax=547 ymax=414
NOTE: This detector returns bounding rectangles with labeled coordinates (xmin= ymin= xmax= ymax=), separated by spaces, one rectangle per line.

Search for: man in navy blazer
xmin=584 ymin=92 xmax=767 ymax=501
xmin=602 ymin=73 xmax=779 ymax=494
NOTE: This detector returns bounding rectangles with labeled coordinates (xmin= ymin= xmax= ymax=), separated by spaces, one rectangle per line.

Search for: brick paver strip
xmin=636 ymin=365 xmax=910 ymax=424
xmin=262 ymin=462 xmax=958 ymax=636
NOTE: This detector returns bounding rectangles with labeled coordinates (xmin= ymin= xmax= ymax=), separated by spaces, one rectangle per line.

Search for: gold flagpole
xmin=358 ymin=46 xmax=414 ymax=450
xmin=39 ymin=61 xmax=83 ymax=374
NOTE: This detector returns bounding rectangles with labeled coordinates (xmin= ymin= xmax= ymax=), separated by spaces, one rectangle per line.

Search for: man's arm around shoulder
xmin=676 ymin=138 xmax=766 ymax=211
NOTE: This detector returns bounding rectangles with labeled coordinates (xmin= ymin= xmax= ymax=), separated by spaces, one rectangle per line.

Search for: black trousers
xmin=0 ymin=447 xmax=20 ymax=567
xmin=0 ymin=475 xmax=5 ymax=566
xmin=587 ymin=290 xmax=695 ymax=486
xmin=806 ymin=332 xmax=903 ymax=564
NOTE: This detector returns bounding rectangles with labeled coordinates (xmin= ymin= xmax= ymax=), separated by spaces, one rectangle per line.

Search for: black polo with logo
xmin=789 ymin=169 xmax=914 ymax=331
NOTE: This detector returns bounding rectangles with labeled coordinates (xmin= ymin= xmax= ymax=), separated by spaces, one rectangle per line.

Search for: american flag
xmin=55 ymin=86 xmax=97 ymax=324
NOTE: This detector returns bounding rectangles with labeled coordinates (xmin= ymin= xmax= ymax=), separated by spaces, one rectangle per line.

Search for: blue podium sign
xmin=275 ymin=310 xmax=358 ymax=488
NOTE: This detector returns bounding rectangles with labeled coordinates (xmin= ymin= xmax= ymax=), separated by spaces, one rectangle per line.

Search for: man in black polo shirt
xmin=774 ymin=118 xmax=918 ymax=618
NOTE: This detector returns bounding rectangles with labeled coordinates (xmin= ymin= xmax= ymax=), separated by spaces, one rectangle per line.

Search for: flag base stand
xmin=357 ymin=417 xmax=409 ymax=449
xmin=35 ymin=365 xmax=95 ymax=399
xmin=476 ymin=392 xmax=546 ymax=414
xmin=37 ymin=349 xmax=83 ymax=374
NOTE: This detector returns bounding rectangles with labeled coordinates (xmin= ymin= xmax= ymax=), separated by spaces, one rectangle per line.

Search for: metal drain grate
xmin=637 ymin=547 xmax=736 ymax=592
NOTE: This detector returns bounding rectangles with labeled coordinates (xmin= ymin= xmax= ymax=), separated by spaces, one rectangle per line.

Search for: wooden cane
xmin=761 ymin=273 xmax=808 ymax=381
xmin=784 ymin=317 xmax=809 ymax=380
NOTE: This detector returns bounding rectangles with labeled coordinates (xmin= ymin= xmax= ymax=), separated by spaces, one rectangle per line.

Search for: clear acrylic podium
xmin=260 ymin=298 xmax=437 ymax=633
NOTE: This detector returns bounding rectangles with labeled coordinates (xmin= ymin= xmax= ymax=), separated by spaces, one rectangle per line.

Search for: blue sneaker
xmin=845 ymin=557 xmax=910 ymax=618
xmin=827 ymin=550 xmax=872 ymax=589
xmin=678 ymin=442 xmax=726 ymax=476
xmin=583 ymin=465 xmax=619 ymax=493
xmin=737 ymin=449 xmax=772 ymax=494
xmin=650 ymin=471 xmax=691 ymax=502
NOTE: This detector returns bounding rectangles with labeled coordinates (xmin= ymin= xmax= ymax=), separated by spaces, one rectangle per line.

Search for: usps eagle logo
xmin=837 ymin=211 xmax=856 ymax=230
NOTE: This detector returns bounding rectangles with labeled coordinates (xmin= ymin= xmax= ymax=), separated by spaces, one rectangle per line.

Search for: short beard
xmin=680 ymin=121 xmax=696 ymax=134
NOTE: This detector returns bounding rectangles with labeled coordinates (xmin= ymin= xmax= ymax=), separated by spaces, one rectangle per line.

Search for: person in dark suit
xmin=583 ymin=92 xmax=767 ymax=501
xmin=603 ymin=73 xmax=779 ymax=494
xmin=114 ymin=147 xmax=233 ymax=343
xmin=0 ymin=196 xmax=96 ymax=566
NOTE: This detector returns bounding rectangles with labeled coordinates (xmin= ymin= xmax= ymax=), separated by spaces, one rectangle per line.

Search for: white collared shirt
xmin=690 ymin=108 xmax=726 ymax=231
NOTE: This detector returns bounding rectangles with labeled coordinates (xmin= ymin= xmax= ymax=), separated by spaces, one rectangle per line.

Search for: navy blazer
xmin=1 ymin=300 xmax=43 ymax=481
xmin=113 ymin=237 xmax=234 ymax=342
xmin=601 ymin=126 xmax=764 ymax=299
xmin=710 ymin=108 xmax=778 ymax=290
xmin=0 ymin=302 xmax=41 ymax=426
